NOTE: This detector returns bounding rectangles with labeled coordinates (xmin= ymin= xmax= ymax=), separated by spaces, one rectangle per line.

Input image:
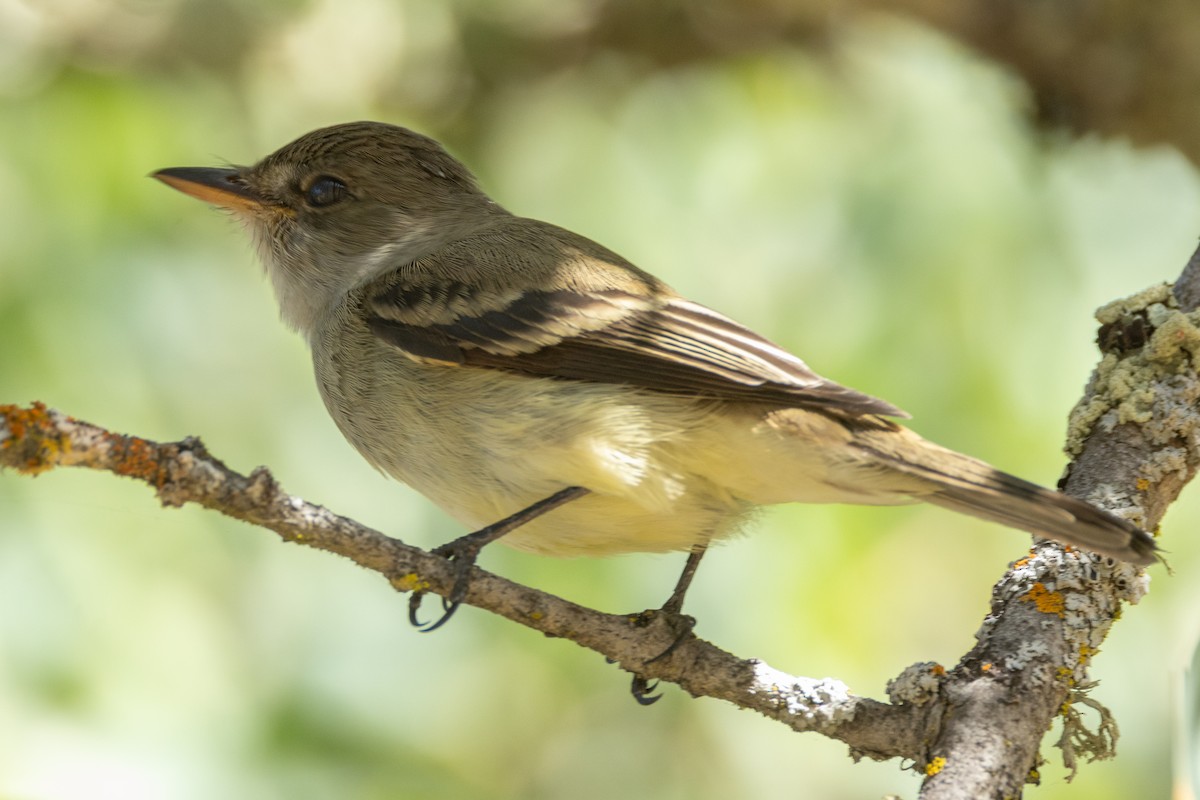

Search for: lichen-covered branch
xmin=3 ymin=244 xmax=1198 ymax=795
xmin=0 ymin=402 xmax=934 ymax=760
xmin=918 ymin=246 xmax=1200 ymax=798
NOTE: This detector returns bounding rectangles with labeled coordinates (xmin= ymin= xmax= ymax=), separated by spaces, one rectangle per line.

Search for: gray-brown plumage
xmin=154 ymin=121 xmax=1157 ymax=569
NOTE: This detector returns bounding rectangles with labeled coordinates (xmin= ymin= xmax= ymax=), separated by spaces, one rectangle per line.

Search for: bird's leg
xmin=628 ymin=543 xmax=708 ymax=705
xmin=409 ymin=486 xmax=589 ymax=632
xmin=661 ymin=544 xmax=707 ymax=617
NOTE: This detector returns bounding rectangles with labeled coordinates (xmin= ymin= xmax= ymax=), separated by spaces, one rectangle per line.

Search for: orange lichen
xmin=0 ymin=402 xmax=69 ymax=474
xmin=103 ymin=432 xmax=165 ymax=485
xmin=929 ymin=664 xmax=946 ymax=676
xmin=1136 ymin=477 xmax=1150 ymax=491
xmin=980 ymin=662 xmax=992 ymax=673
xmin=0 ymin=402 xmax=49 ymax=441
xmin=1021 ymin=583 xmax=1065 ymax=617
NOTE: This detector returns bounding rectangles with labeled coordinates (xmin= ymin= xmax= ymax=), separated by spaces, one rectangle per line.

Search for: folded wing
xmin=366 ymin=282 xmax=906 ymax=417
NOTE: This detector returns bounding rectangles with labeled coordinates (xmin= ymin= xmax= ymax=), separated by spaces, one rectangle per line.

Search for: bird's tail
xmin=852 ymin=429 xmax=1158 ymax=566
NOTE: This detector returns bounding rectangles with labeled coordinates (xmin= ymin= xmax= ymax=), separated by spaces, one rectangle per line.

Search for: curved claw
xmin=409 ymin=582 xmax=466 ymax=633
xmin=408 ymin=591 xmax=429 ymax=628
xmin=630 ymin=676 xmax=662 ymax=705
xmin=410 ymin=587 xmax=460 ymax=633
xmin=415 ymin=598 xmax=463 ymax=633
xmin=404 ymin=538 xmax=478 ymax=632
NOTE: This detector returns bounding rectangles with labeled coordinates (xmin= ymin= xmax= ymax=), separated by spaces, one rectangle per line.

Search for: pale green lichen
xmin=1146 ymin=304 xmax=1200 ymax=365
xmin=986 ymin=546 xmax=1146 ymax=688
xmin=1066 ymin=284 xmax=1200 ymax=463
xmin=886 ymin=661 xmax=944 ymax=706
xmin=1057 ymin=683 xmax=1120 ymax=780
xmin=1093 ymin=283 xmax=1173 ymax=325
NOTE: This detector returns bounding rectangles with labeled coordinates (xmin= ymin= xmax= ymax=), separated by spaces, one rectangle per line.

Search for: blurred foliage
xmin=1 ymin=1 xmax=1198 ymax=798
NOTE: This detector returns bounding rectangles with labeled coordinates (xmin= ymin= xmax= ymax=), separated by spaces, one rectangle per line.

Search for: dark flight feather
xmin=367 ymin=285 xmax=907 ymax=417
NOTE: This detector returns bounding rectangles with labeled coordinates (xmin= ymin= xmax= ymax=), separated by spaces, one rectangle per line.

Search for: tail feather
xmin=853 ymin=437 xmax=1158 ymax=566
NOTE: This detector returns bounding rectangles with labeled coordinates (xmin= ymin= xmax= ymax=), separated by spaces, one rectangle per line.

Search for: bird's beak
xmin=152 ymin=166 xmax=266 ymax=212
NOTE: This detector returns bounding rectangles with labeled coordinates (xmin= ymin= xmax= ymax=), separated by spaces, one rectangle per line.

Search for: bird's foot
xmin=408 ymin=535 xmax=487 ymax=632
xmin=630 ymin=675 xmax=661 ymax=706
xmin=623 ymin=607 xmax=698 ymax=705
xmin=611 ymin=545 xmax=708 ymax=704
xmin=408 ymin=486 xmax=590 ymax=632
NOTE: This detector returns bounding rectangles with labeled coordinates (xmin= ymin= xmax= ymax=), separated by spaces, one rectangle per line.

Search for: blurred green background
xmin=2 ymin=1 xmax=1198 ymax=798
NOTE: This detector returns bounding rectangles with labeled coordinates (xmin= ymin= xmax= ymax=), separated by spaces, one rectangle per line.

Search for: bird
xmin=153 ymin=121 xmax=1157 ymax=641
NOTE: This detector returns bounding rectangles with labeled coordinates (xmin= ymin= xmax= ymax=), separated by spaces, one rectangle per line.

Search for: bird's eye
xmin=305 ymin=176 xmax=348 ymax=207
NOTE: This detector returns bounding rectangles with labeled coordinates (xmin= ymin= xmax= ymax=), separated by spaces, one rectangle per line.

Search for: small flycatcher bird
xmin=154 ymin=122 xmax=1156 ymax=632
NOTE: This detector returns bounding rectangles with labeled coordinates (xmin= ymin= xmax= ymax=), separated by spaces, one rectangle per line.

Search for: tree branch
xmin=918 ymin=246 xmax=1200 ymax=797
xmin=3 ymin=243 xmax=1198 ymax=794
xmin=0 ymin=403 xmax=935 ymax=760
